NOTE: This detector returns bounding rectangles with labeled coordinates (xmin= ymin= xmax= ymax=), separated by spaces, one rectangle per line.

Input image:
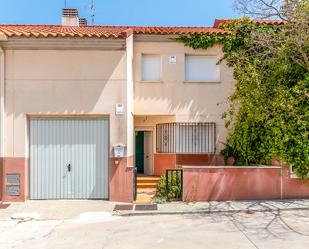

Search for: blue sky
xmin=0 ymin=0 xmax=239 ymax=26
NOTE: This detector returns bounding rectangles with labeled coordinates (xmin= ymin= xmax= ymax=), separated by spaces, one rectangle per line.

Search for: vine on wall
xmin=178 ymin=16 xmax=309 ymax=178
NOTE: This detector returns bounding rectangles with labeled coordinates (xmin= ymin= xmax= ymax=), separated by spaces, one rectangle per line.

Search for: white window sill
xmin=183 ymin=81 xmax=221 ymax=84
xmin=140 ymin=80 xmax=163 ymax=84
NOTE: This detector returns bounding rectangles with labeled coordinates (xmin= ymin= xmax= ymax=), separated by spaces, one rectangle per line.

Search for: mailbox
xmin=113 ymin=144 xmax=125 ymax=158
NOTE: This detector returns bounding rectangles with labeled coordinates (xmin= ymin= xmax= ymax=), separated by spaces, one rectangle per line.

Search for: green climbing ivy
xmin=177 ymin=17 xmax=309 ymax=178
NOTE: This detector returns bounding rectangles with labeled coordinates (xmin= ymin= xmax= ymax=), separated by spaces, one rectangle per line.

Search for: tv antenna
xmin=64 ymin=0 xmax=67 ymax=8
xmin=90 ymin=0 xmax=95 ymax=25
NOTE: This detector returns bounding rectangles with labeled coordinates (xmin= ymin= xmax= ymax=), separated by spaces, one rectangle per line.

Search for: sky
xmin=0 ymin=0 xmax=240 ymax=26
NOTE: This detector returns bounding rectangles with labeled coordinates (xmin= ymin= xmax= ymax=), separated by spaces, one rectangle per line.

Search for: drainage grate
xmin=0 ymin=203 xmax=10 ymax=209
xmin=113 ymin=205 xmax=134 ymax=211
xmin=135 ymin=204 xmax=158 ymax=211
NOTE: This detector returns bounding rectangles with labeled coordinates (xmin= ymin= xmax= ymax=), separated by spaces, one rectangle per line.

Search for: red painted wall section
xmin=1 ymin=157 xmax=28 ymax=202
xmin=282 ymin=165 xmax=309 ymax=199
xmin=183 ymin=167 xmax=282 ymax=202
xmin=0 ymin=158 xmax=2 ymax=200
xmin=153 ymin=154 xmax=176 ymax=176
xmin=176 ymin=154 xmax=226 ymax=166
xmin=109 ymin=156 xmax=133 ymax=203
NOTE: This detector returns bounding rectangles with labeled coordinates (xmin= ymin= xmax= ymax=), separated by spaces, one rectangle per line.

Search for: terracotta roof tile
xmin=0 ymin=24 xmax=229 ymax=39
xmin=213 ymin=18 xmax=287 ymax=28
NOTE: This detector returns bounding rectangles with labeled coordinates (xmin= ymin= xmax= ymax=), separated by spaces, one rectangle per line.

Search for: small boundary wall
xmin=183 ymin=165 xmax=309 ymax=202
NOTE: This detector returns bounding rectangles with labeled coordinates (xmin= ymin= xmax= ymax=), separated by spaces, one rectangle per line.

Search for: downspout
xmin=0 ymin=32 xmax=7 ymax=158
xmin=0 ymin=34 xmax=6 ymax=201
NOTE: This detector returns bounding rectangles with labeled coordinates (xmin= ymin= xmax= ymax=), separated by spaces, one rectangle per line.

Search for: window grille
xmin=156 ymin=122 xmax=216 ymax=153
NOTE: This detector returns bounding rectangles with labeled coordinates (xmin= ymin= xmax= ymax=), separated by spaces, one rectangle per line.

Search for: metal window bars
xmin=156 ymin=122 xmax=216 ymax=154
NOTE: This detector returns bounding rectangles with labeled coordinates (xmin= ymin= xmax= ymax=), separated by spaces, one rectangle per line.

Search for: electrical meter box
xmin=113 ymin=144 xmax=125 ymax=158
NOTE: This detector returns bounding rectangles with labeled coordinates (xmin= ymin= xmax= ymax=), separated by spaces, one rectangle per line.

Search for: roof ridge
xmin=0 ymin=24 xmax=216 ymax=29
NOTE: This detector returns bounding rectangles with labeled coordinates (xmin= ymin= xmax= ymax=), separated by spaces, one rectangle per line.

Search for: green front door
xmin=135 ymin=131 xmax=144 ymax=173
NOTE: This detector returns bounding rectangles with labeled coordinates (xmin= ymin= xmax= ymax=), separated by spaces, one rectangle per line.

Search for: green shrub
xmin=156 ymin=171 xmax=182 ymax=201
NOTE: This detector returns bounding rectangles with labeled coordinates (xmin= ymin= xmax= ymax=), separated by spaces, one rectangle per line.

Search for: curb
xmin=114 ymin=207 xmax=309 ymax=217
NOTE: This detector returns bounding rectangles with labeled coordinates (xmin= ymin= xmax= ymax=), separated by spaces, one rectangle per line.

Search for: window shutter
xmin=185 ymin=56 xmax=220 ymax=82
xmin=141 ymin=54 xmax=161 ymax=82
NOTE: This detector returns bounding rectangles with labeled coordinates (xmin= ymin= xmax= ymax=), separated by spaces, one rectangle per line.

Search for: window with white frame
xmin=185 ymin=55 xmax=220 ymax=82
xmin=141 ymin=54 xmax=161 ymax=82
xmin=156 ymin=123 xmax=216 ymax=153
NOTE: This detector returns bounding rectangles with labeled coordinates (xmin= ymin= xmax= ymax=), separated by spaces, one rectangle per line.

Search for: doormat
xmin=0 ymin=203 xmax=10 ymax=209
xmin=113 ymin=204 xmax=134 ymax=211
xmin=135 ymin=204 xmax=158 ymax=211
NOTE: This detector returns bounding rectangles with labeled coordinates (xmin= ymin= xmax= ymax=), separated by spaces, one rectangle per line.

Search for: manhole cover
xmin=0 ymin=203 xmax=10 ymax=209
xmin=113 ymin=205 xmax=134 ymax=211
xmin=135 ymin=204 xmax=158 ymax=211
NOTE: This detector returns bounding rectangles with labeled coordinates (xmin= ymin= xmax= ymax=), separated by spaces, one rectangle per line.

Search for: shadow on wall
xmin=134 ymin=78 xmax=235 ymax=123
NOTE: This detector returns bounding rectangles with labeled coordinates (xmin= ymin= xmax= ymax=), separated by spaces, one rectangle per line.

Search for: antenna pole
xmin=64 ymin=0 xmax=67 ymax=8
xmin=90 ymin=0 xmax=95 ymax=25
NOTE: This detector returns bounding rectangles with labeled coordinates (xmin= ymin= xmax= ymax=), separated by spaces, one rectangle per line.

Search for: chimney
xmin=79 ymin=18 xmax=88 ymax=26
xmin=62 ymin=8 xmax=79 ymax=26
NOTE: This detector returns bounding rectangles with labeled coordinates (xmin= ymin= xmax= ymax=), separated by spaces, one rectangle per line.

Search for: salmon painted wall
xmin=183 ymin=166 xmax=309 ymax=202
xmin=153 ymin=153 xmax=177 ymax=176
xmin=176 ymin=154 xmax=226 ymax=166
xmin=109 ymin=156 xmax=133 ymax=203
xmin=183 ymin=166 xmax=282 ymax=202
xmin=0 ymin=157 xmax=27 ymax=202
xmin=282 ymin=165 xmax=309 ymax=199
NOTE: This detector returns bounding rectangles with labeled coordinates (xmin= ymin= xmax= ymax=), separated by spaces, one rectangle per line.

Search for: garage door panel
xmin=30 ymin=117 xmax=109 ymax=200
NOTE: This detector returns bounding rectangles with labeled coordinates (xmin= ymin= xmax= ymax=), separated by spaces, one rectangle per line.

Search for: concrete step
xmin=136 ymin=177 xmax=160 ymax=184
xmin=137 ymin=182 xmax=159 ymax=189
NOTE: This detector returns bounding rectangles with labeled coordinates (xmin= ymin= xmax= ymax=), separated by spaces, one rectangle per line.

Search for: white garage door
xmin=29 ymin=117 xmax=109 ymax=199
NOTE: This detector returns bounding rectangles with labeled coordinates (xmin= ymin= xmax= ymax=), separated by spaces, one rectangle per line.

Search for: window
xmin=156 ymin=123 xmax=216 ymax=153
xmin=185 ymin=55 xmax=220 ymax=82
xmin=141 ymin=54 xmax=161 ymax=82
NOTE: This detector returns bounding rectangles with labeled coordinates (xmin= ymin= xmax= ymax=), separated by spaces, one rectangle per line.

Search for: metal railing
xmin=156 ymin=122 xmax=216 ymax=154
xmin=133 ymin=167 xmax=137 ymax=201
xmin=166 ymin=169 xmax=183 ymax=201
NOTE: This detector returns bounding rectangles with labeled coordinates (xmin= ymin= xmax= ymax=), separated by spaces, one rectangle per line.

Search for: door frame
xmin=134 ymin=127 xmax=154 ymax=176
xmin=26 ymin=114 xmax=110 ymax=200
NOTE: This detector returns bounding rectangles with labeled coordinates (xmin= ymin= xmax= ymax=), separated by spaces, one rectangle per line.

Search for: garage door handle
xmin=67 ymin=164 xmax=71 ymax=172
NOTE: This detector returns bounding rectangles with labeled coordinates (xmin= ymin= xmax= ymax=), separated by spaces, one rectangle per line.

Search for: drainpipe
xmin=0 ymin=44 xmax=6 ymax=158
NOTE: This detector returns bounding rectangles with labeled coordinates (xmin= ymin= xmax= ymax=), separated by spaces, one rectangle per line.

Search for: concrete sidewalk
xmin=0 ymin=200 xmax=120 ymax=221
xmin=117 ymin=199 xmax=309 ymax=216
xmin=1 ymin=199 xmax=309 ymax=221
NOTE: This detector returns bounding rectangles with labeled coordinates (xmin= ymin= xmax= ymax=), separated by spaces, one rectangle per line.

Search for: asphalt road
xmin=1 ymin=210 xmax=309 ymax=249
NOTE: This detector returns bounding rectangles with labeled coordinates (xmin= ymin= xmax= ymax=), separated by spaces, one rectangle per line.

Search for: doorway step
xmin=135 ymin=176 xmax=160 ymax=204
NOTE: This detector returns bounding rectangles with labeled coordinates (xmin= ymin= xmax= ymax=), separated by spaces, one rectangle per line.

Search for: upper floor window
xmin=185 ymin=55 xmax=220 ymax=82
xmin=141 ymin=54 xmax=161 ymax=82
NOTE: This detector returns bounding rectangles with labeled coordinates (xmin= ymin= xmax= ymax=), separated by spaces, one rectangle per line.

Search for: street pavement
xmin=1 ymin=208 xmax=309 ymax=248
